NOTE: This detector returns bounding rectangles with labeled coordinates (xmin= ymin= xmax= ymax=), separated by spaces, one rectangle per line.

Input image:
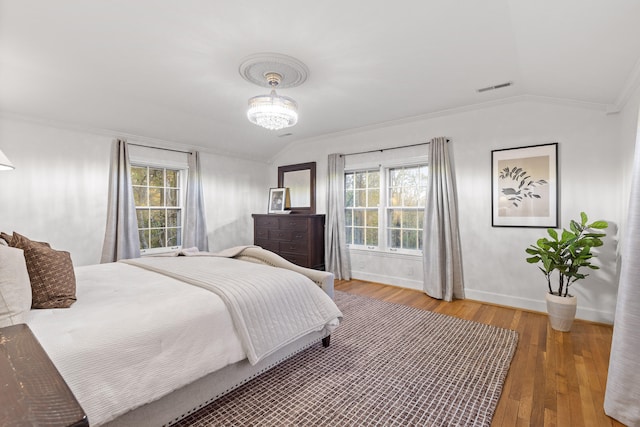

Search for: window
xmin=345 ymin=169 xmax=380 ymax=247
xmin=387 ymin=165 xmax=427 ymax=251
xmin=131 ymin=165 xmax=183 ymax=253
xmin=345 ymin=163 xmax=427 ymax=255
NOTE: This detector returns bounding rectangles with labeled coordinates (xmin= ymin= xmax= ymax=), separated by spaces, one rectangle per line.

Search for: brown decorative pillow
xmin=10 ymin=232 xmax=76 ymax=309
xmin=4 ymin=232 xmax=51 ymax=248
xmin=1 ymin=231 xmax=13 ymax=245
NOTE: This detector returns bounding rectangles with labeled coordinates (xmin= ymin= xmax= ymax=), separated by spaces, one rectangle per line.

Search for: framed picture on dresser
xmin=268 ymin=188 xmax=289 ymax=213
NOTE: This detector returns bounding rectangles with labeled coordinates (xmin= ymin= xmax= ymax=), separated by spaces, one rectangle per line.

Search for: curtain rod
xmin=128 ymin=142 xmax=192 ymax=155
xmin=340 ymin=139 xmax=449 ymax=157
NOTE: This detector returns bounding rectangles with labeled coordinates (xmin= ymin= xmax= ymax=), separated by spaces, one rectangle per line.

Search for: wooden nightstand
xmin=0 ymin=323 xmax=88 ymax=426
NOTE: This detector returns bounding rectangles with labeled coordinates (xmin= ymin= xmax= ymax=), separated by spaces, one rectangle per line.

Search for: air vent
xmin=278 ymin=133 xmax=293 ymax=137
xmin=477 ymin=81 xmax=514 ymax=93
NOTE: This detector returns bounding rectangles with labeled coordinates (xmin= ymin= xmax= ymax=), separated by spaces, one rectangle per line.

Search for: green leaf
xmin=561 ymin=229 xmax=575 ymax=241
xmin=580 ymin=211 xmax=588 ymax=226
xmin=537 ymin=237 xmax=550 ymax=246
xmin=526 ymin=256 xmax=541 ymax=263
xmin=547 ymin=229 xmax=558 ymax=240
xmin=589 ymin=220 xmax=608 ymax=229
xmin=570 ymin=220 xmax=580 ymax=234
xmin=585 ymin=232 xmax=606 ymax=238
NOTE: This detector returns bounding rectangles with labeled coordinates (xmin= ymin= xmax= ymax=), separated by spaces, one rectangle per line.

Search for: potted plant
xmin=525 ymin=212 xmax=608 ymax=331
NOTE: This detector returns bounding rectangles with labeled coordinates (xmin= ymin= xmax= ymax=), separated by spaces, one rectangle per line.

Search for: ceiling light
xmin=247 ymin=72 xmax=298 ymax=131
xmin=239 ymin=53 xmax=309 ymax=132
xmin=0 ymin=149 xmax=14 ymax=170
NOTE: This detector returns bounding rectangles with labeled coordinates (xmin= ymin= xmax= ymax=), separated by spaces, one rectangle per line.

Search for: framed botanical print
xmin=491 ymin=143 xmax=558 ymax=228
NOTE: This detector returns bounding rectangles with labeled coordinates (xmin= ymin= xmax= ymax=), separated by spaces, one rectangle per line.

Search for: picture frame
xmin=268 ymin=187 xmax=290 ymax=213
xmin=491 ymin=142 xmax=558 ymax=228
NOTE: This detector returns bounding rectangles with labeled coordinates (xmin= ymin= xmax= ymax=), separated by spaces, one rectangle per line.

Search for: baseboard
xmin=351 ymin=270 xmax=423 ymax=291
xmin=348 ymin=274 xmax=615 ymax=324
xmin=464 ymin=289 xmax=614 ymax=324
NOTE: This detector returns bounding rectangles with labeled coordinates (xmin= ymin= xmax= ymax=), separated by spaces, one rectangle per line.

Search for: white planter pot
xmin=545 ymin=292 xmax=577 ymax=332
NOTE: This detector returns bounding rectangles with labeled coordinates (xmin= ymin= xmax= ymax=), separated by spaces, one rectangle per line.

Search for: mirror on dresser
xmin=252 ymin=162 xmax=324 ymax=270
xmin=277 ymin=162 xmax=316 ymax=214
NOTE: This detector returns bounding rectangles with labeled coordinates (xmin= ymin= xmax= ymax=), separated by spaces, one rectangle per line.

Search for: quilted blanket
xmin=122 ymin=256 xmax=342 ymax=364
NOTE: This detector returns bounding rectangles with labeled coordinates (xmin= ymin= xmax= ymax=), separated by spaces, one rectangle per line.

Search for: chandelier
xmin=247 ymin=72 xmax=298 ymax=131
xmin=239 ymin=53 xmax=308 ymax=132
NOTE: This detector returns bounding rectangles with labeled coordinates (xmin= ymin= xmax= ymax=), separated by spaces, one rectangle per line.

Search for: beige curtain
xmin=325 ymin=153 xmax=351 ymax=280
xmin=101 ymin=139 xmax=140 ymax=262
xmin=604 ymin=137 xmax=640 ymax=425
xmin=422 ymin=137 xmax=464 ymax=301
xmin=182 ymin=151 xmax=209 ymax=251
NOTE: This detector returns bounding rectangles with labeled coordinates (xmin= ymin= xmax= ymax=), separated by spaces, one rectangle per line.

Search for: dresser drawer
xmin=279 ymin=252 xmax=309 ymax=267
xmin=269 ymin=229 xmax=308 ymax=242
xmin=269 ymin=229 xmax=291 ymax=241
xmin=279 ymin=240 xmax=307 ymax=253
xmin=255 ymin=227 xmax=270 ymax=240
xmin=278 ymin=217 xmax=308 ymax=231
xmin=255 ymin=216 xmax=279 ymax=228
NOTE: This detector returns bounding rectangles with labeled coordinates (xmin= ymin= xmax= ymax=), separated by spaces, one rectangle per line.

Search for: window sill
xmin=140 ymin=246 xmax=181 ymax=256
xmin=348 ymin=247 xmax=423 ymax=260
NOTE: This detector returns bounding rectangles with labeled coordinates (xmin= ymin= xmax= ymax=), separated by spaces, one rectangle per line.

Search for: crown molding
xmin=0 ymin=111 xmax=269 ymax=163
xmin=272 ymin=94 xmax=611 ymax=161
xmin=609 ymin=56 xmax=640 ymax=114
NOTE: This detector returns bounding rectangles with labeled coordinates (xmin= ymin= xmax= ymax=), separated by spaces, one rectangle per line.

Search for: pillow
xmin=3 ymin=231 xmax=51 ymax=248
xmin=10 ymin=232 xmax=77 ymax=309
xmin=0 ymin=245 xmax=32 ymax=327
xmin=0 ymin=232 xmax=12 ymax=245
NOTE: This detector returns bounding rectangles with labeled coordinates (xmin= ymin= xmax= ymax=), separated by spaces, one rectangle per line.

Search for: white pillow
xmin=0 ymin=245 xmax=32 ymax=327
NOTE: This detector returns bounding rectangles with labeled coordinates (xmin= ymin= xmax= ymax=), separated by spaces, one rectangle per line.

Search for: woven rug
xmin=174 ymin=291 xmax=518 ymax=427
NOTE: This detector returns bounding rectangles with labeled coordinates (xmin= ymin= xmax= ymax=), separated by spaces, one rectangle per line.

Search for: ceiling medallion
xmin=239 ymin=53 xmax=309 ymax=131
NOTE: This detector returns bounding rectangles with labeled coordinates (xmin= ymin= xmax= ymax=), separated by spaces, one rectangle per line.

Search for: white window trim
xmin=346 ymin=156 xmax=428 ymax=257
xmin=131 ymin=162 xmax=188 ymax=256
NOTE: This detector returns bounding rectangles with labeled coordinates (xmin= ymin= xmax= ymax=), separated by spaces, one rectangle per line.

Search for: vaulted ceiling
xmin=1 ymin=0 xmax=639 ymax=161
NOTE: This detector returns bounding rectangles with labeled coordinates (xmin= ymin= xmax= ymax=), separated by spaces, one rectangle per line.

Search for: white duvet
xmin=124 ymin=256 xmax=342 ymax=364
xmin=26 ymin=259 xmax=340 ymax=426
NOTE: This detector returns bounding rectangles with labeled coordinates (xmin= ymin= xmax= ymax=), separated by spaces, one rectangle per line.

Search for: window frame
xmin=344 ymin=168 xmax=381 ymax=249
xmin=345 ymin=158 xmax=428 ymax=257
xmin=131 ymin=162 xmax=187 ymax=255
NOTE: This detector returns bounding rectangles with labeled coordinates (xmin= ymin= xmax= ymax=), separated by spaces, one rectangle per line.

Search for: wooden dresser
xmin=252 ymin=214 xmax=325 ymax=270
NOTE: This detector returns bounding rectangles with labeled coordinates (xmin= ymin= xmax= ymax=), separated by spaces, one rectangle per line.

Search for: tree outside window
xmin=131 ymin=165 xmax=183 ymax=252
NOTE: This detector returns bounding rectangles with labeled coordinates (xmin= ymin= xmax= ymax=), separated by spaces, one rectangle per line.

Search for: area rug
xmin=174 ymin=291 xmax=518 ymax=427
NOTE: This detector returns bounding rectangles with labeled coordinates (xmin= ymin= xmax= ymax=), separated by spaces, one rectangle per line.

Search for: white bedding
xmin=26 ymin=262 xmax=245 ymax=426
xmin=26 ymin=256 xmax=341 ymax=426
xmin=124 ymin=256 xmax=342 ymax=364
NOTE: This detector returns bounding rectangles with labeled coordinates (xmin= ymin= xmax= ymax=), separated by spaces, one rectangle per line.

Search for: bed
xmin=0 ymin=240 xmax=342 ymax=426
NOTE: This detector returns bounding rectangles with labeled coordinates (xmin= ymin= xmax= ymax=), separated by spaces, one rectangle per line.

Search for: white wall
xmin=2 ymin=95 xmax=636 ymax=323
xmin=271 ymin=98 xmax=631 ymax=323
xmin=0 ymin=116 xmax=269 ymax=266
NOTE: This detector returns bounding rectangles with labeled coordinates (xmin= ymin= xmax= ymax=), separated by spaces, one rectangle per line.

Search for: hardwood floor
xmin=335 ymin=279 xmax=624 ymax=427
